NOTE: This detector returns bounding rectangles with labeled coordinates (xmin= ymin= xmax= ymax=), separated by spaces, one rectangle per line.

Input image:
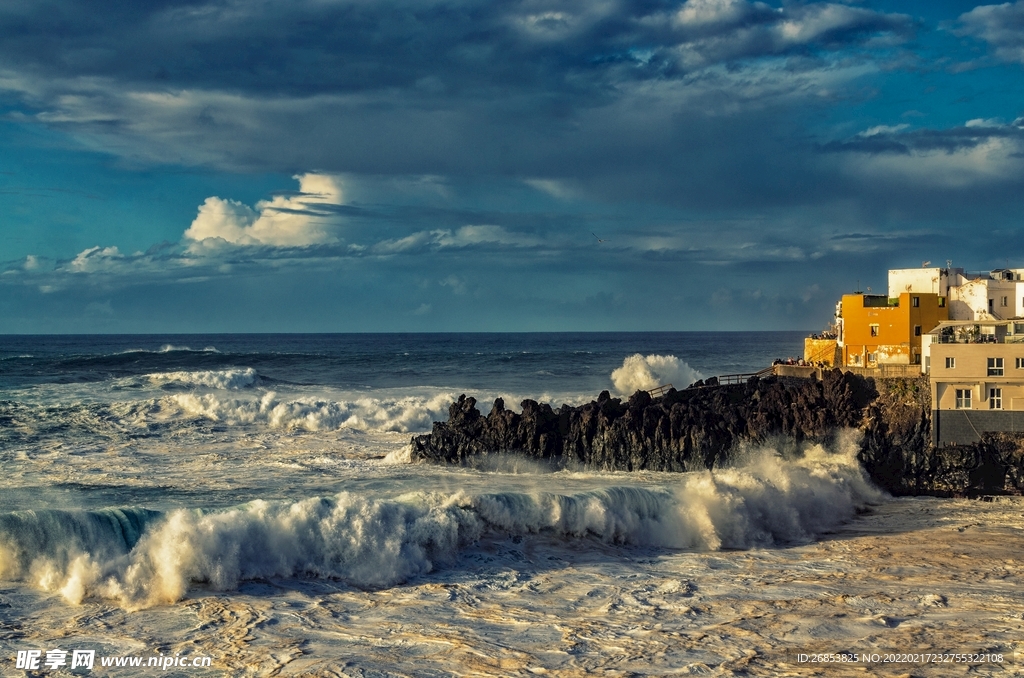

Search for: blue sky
xmin=2 ymin=0 xmax=1023 ymax=332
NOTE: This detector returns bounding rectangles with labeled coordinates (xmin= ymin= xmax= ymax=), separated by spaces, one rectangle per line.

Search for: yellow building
xmin=839 ymin=292 xmax=947 ymax=368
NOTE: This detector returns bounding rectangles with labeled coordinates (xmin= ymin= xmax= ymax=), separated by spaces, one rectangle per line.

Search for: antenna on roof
xmin=922 ymin=260 xmax=931 ymax=267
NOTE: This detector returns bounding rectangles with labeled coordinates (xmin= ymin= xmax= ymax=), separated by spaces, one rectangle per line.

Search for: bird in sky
xmin=592 ymin=233 xmax=607 ymax=243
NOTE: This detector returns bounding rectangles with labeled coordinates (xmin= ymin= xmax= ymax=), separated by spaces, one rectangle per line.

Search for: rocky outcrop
xmin=411 ymin=369 xmax=1024 ymax=497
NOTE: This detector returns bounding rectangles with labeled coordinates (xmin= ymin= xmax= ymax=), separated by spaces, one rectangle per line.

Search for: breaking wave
xmin=611 ymin=354 xmax=703 ymax=395
xmin=1 ymin=390 xmax=456 ymax=444
xmin=124 ymin=345 xmax=220 ymax=354
xmin=145 ymin=368 xmax=261 ymax=390
xmin=0 ymin=432 xmax=883 ymax=608
xmin=168 ymin=391 xmax=456 ymax=433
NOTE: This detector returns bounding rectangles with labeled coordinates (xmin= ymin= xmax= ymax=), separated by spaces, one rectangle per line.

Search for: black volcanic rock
xmin=411 ymin=369 xmax=1024 ymax=497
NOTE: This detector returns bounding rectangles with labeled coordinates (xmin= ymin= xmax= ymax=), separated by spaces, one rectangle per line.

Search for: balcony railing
xmin=935 ymin=334 xmax=1000 ymax=344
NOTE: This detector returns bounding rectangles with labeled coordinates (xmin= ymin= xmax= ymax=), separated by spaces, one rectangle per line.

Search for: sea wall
xmin=410 ymin=369 xmax=1024 ymax=497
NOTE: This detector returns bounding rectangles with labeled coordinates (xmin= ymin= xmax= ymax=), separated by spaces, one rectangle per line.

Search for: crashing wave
xmin=168 ymin=391 xmax=456 ymax=433
xmin=0 ymin=432 xmax=883 ymax=608
xmin=146 ymin=368 xmax=261 ymax=390
xmin=610 ymin=354 xmax=703 ymax=395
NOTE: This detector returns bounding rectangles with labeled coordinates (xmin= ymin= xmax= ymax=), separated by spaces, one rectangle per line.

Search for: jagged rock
xmin=409 ymin=370 xmax=1024 ymax=497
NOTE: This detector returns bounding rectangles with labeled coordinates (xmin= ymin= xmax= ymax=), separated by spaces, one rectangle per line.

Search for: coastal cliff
xmin=411 ymin=369 xmax=1024 ymax=497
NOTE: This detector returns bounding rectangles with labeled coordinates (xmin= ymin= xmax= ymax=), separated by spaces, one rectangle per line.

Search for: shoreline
xmin=411 ymin=369 xmax=1024 ymax=497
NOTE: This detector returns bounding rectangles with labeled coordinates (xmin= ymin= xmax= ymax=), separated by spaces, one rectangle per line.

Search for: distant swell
xmin=0 ymin=433 xmax=883 ymax=608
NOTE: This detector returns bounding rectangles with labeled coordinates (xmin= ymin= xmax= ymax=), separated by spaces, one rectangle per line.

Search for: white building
xmin=888 ymin=267 xmax=964 ymax=298
xmin=889 ymin=267 xmax=1024 ymax=322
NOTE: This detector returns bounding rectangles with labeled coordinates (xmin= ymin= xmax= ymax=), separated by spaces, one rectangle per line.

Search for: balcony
xmin=930 ymin=320 xmax=1024 ymax=344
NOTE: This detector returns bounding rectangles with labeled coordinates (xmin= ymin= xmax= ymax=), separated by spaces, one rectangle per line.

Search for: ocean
xmin=0 ymin=333 xmax=1019 ymax=676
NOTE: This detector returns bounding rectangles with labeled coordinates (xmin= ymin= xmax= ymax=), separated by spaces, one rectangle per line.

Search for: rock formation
xmin=411 ymin=369 xmax=1024 ymax=497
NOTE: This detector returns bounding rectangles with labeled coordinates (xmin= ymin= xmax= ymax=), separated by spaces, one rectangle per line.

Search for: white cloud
xmin=67 ymin=246 xmax=124 ymax=273
xmin=183 ymin=197 xmax=259 ymax=244
xmin=439 ymin=275 xmax=468 ymax=294
xmin=435 ymin=225 xmax=540 ymax=247
xmin=375 ymin=225 xmax=541 ymax=253
xmin=859 ymin=123 xmax=909 ymax=137
xmin=958 ymin=2 xmax=1024 ymax=64
xmin=964 ymin=117 xmax=1003 ymax=128
xmin=524 ymin=178 xmax=577 ymax=200
xmin=184 ymin=173 xmax=344 ymax=247
xmin=675 ymin=0 xmax=769 ymax=28
xmin=670 ymin=2 xmax=909 ymax=69
xmin=23 ymin=255 xmax=40 ymax=270
xmin=844 ymin=135 xmax=1024 ymax=189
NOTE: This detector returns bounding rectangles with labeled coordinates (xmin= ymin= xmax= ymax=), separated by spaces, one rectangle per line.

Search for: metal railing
xmin=644 ymin=367 xmax=776 ymax=398
xmin=686 ymin=366 xmax=775 ymax=389
xmin=647 ymin=384 xmax=673 ymax=398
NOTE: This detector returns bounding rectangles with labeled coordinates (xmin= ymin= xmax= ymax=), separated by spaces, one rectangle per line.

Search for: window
xmin=939 ymin=297 xmax=946 ymax=307
xmin=914 ymin=325 xmax=921 ymax=337
xmin=990 ymin=388 xmax=1003 ymax=409
xmin=912 ymin=296 xmax=920 ymax=308
xmin=1017 ymin=357 xmax=1024 ymax=369
xmin=956 ymin=389 xmax=972 ymax=409
xmin=988 ymin=357 xmax=1004 ymax=376
xmin=989 ymin=299 xmax=995 ymax=312
xmin=869 ymin=324 xmax=879 ymax=337
xmin=867 ymin=352 xmax=876 ymax=364
xmin=945 ymin=357 xmax=955 ymax=369
xmin=1002 ymin=296 xmax=1009 ymax=307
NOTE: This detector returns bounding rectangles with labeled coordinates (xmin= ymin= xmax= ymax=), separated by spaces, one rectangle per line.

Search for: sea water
xmin=0 ymin=333 xmax=1019 ymax=676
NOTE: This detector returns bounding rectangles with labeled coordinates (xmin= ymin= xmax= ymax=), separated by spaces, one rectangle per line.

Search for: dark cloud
xmin=0 ymin=0 xmax=912 ymax=94
xmin=3 ymin=1 xmax=1023 ymax=333
xmin=0 ymin=0 xmax=914 ymax=209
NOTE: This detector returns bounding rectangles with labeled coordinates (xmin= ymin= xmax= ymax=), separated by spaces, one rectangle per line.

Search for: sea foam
xmin=611 ymin=354 xmax=703 ymax=394
xmin=146 ymin=367 xmax=260 ymax=390
xmin=168 ymin=391 xmax=456 ymax=433
xmin=0 ymin=431 xmax=883 ymax=608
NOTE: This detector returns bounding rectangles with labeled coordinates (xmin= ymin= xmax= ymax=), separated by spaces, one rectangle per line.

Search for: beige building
xmin=928 ymin=320 xmax=1024 ymax=445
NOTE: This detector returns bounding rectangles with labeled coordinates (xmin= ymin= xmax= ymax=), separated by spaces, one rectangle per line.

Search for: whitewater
xmin=0 ymin=333 xmax=1020 ymax=676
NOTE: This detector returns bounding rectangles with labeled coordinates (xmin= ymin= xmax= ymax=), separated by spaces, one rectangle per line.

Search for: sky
xmin=1 ymin=0 xmax=1023 ymax=333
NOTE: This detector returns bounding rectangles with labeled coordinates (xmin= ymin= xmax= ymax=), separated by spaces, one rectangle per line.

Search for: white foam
xmin=146 ymin=367 xmax=260 ymax=390
xmin=115 ymin=345 xmax=219 ymax=355
xmin=168 ymin=391 xmax=456 ymax=433
xmin=0 ymin=431 xmax=883 ymax=608
xmin=158 ymin=345 xmax=219 ymax=353
xmin=610 ymin=354 xmax=703 ymax=395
